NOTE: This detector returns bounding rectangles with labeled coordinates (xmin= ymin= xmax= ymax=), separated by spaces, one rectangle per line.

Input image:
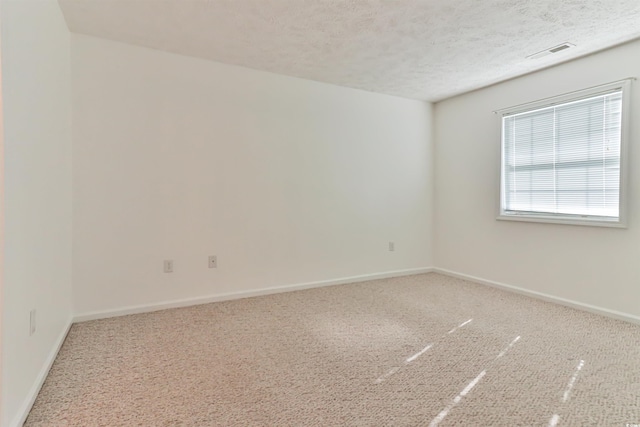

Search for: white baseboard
xmin=433 ymin=268 xmax=640 ymax=326
xmin=9 ymin=317 xmax=73 ymax=427
xmin=74 ymin=267 xmax=434 ymax=323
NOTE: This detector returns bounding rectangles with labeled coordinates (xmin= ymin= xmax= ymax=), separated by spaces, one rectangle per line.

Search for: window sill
xmin=496 ymin=213 xmax=627 ymax=228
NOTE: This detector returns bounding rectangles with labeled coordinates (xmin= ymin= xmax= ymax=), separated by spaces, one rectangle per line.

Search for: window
xmin=498 ymin=80 xmax=631 ymax=227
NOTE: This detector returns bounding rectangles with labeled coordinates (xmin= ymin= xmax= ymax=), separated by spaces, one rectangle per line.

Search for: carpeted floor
xmin=25 ymin=273 xmax=640 ymax=426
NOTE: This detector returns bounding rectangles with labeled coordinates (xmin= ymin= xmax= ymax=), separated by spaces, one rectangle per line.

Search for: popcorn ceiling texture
xmin=57 ymin=0 xmax=640 ymax=101
xmin=26 ymin=273 xmax=640 ymax=426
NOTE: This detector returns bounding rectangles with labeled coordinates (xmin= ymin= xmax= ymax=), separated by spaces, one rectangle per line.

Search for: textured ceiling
xmin=58 ymin=0 xmax=640 ymax=101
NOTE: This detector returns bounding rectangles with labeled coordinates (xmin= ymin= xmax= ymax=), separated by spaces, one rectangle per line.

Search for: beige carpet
xmin=26 ymin=273 xmax=640 ymax=426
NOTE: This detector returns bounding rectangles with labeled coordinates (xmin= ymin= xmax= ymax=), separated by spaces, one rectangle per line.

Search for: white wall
xmin=71 ymin=35 xmax=434 ymax=316
xmin=434 ymin=39 xmax=640 ymax=319
xmin=1 ymin=1 xmax=73 ymax=426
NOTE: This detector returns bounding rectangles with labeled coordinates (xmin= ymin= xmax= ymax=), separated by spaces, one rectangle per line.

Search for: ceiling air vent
xmin=526 ymin=42 xmax=575 ymax=60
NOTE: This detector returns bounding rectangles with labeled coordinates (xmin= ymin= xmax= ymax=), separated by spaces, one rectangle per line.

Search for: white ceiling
xmin=58 ymin=0 xmax=640 ymax=101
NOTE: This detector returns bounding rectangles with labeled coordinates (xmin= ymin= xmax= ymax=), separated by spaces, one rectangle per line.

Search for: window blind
xmin=502 ymin=89 xmax=623 ymax=219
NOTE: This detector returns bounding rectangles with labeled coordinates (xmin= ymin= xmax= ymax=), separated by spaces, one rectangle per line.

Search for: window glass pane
xmin=501 ymin=88 xmax=623 ymax=221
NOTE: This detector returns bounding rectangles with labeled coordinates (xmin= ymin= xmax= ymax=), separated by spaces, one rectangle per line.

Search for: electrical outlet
xmin=389 ymin=242 xmax=395 ymax=252
xmin=208 ymin=255 xmax=217 ymax=268
xmin=29 ymin=309 xmax=36 ymax=336
xmin=164 ymin=260 xmax=174 ymax=273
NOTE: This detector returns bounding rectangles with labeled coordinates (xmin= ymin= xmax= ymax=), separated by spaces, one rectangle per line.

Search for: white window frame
xmin=497 ymin=79 xmax=632 ymax=228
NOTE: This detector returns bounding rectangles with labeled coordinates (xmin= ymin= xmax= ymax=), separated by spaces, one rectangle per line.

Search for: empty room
xmin=2 ymin=0 xmax=640 ymax=426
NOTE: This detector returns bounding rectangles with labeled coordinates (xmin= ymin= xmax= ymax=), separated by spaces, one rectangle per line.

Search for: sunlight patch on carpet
xmin=375 ymin=318 xmax=474 ymax=384
xmin=562 ymin=359 xmax=585 ymax=402
xmin=428 ymin=335 xmax=521 ymax=426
